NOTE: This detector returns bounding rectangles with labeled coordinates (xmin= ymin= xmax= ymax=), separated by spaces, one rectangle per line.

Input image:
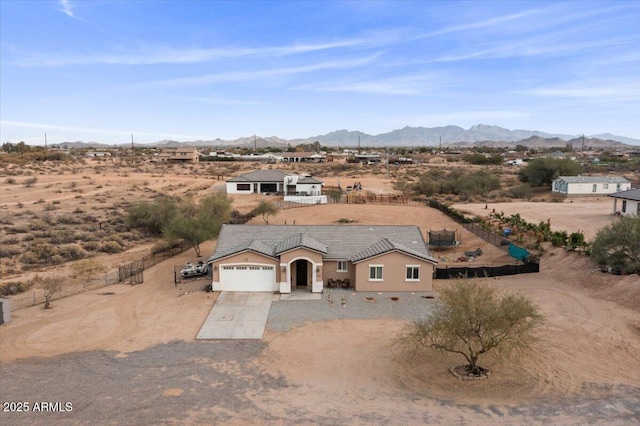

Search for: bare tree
xmin=71 ymin=259 xmax=107 ymax=291
xmin=398 ymin=280 xmax=543 ymax=377
xmin=41 ymin=276 xmax=63 ymax=309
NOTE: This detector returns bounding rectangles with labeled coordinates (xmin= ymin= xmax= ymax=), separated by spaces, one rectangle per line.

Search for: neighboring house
xmin=609 ymin=188 xmax=640 ymax=217
xmin=279 ymin=152 xmax=326 ymax=163
xmin=551 ymin=176 xmax=631 ymax=196
xmin=226 ymin=169 xmax=326 ymax=203
xmin=208 ymin=225 xmax=437 ymax=293
xmin=85 ymin=151 xmax=111 ymax=158
xmin=158 ymin=147 xmax=200 ymax=163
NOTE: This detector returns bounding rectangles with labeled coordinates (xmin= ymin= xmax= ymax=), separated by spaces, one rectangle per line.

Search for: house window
xmin=406 ymin=266 xmax=420 ymax=281
xmin=236 ymin=183 xmax=251 ymax=191
xmin=553 ymin=181 xmax=558 ymax=191
xmin=337 ymin=261 xmax=348 ymax=272
xmin=603 ymin=183 xmax=609 ymax=190
xmin=592 ymin=184 xmax=597 ymax=192
xmin=622 ymin=200 xmax=627 ymax=213
xmin=369 ymin=265 xmax=383 ymax=281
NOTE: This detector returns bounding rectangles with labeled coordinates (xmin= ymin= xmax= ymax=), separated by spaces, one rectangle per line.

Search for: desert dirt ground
xmin=1 ymin=160 xmax=639 ymax=424
xmin=452 ymin=199 xmax=616 ymax=240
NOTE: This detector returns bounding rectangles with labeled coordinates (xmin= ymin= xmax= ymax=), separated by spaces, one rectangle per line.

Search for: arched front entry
xmin=279 ymin=256 xmax=323 ymax=294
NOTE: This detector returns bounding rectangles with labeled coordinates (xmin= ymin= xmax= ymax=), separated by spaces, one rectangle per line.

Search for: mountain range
xmin=52 ymin=124 xmax=639 ymax=149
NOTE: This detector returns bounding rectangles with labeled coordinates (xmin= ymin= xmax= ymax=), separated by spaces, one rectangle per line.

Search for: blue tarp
xmin=508 ymin=243 xmax=529 ymax=261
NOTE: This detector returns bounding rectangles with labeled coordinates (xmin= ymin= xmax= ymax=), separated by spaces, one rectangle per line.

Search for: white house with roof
xmin=551 ymin=176 xmax=631 ymax=196
xmin=226 ymin=169 xmax=327 ymax=203
xmin=208 ymin=224 xmax=437 ymax=293
xmin=609 ymin=188 xmax=640 ymax=217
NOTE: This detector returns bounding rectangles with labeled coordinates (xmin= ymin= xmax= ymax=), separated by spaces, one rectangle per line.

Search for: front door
xmin=295 ymin=260 xmax=308 ymax=287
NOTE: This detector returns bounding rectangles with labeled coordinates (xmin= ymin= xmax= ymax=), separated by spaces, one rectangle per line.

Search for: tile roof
xmin=555 ymin=176 xmax=630 ymax=184
xmin=275 ymin=233 xmax=328 ymax=255
xmin=227 ymin=169 xmax=293 ymax=183
xmin=212 ymin=239 xmax=277 ymax=260
xmin=609 ymin=188 xmax=640 ymax=201
xmin=296 ymin=176 xmax=323 ymax=184
xmin=209 ymin=225 xmax=436 ymax=263
xmin=350 ymin=238 xmax=433 ymax=263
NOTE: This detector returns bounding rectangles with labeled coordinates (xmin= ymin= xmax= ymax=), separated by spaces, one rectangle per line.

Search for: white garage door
xmin=219 ymin=265 xmax=276 ymax=292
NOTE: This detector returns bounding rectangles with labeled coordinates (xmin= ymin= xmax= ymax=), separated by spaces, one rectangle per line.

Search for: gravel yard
xmin=267 ymin=289 xmax=437 ymax=332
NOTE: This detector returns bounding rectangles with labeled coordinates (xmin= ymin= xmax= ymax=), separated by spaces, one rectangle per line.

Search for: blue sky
xmin=1 ymin=0 xmax=639 ymax=145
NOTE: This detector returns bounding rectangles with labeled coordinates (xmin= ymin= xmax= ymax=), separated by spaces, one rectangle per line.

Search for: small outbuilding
xmin=0 ymin=298 xmax=11 ymax=325
xmin=609 ymin=188 xmax=640 ymax=217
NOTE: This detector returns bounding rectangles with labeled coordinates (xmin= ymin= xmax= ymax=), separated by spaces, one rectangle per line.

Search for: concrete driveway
xmin=196 ymin=291 xmax=273 ymax=339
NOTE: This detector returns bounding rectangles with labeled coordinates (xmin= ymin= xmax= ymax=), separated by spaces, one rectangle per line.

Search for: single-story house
xmin=279 ymin=152 xmax=326 ymax=163
xmin=85 ymin=151 xmax=112 ymax=158
xmin=226 ymin=169 xmax=326 ymax=203
xmin=208 ymin=225 xmax=437 ymax=293
xmin=551 ymin=176 xmax=631 ymax=196
xmin=609 ymin=188 xmax=640 ymax=217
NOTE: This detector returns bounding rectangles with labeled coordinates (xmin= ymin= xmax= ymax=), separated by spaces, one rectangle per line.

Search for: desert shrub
xmin=550 ymin=231 xmax=568 ymax=247
xmin=5 ymin=177 xmax=16 ymax=184
xmin=57 ymin=214 xmax=82 ymax=225
xmin=82 ymin=241 xmax=100 ymax=251
xmin=507 ymin=184 xmax=533 ymax=199
xmin=0 ymin=245 xmax=21 ymax=259
xmin=19 ymin=251 xmax=39 ymax=265
xmin=50 ymin=230 xmax=76 ymax=244
xmin=50 ymin=255 xmax=65 ymax=265
xmin=101 ymin=240 xmax=124 ymax=253
xmin=58 ymin=244 xmax=87 ymax=261
xmin=23 ymin=176 xmax=38 ymax=187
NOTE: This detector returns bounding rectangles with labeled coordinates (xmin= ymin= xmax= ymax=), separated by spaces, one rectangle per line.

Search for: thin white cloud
xmin=521 ymin=83 xmax=640 ymax=100
xmin=293 ymin=73 xmax=442 ymax=96
xmin=186 ymin=96 xmax=270 ymax=106
xmin=10 ymin=33 xmax=393 ymax=67
xmin=137 ymin=54 xmax=382 ymax=88
xmin=58 ymin=0 xmax=74 ymax=18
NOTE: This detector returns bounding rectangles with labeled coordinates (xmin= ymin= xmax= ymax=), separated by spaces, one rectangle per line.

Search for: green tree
xmin=164 ymin=193 xmax=232 ymax=256
xmin=518 ymin=158 xmax=583 ymax=186
xmin=71 ymin=259 xmax=107 ymax=290
xmin=591 ymin=215 xmax=640 ymax=274
xmin=252 ymin=200 xmax=278 ymax=224
xmin=398 ymin=281 xmax=543 ymax=376
xmin=126 ymin=195 xmax=179 ymax=236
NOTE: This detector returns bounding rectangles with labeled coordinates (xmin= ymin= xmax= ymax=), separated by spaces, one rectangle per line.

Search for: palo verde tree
xmin=252 ymin=200 xmax=278 ymax=224
xmin=398 ymin=280 xmax=543 ymax=377
xmin=164 ymin=193 xmax=232 ymax=257
xmin=591 ymin=215 xmax=640 ymax=274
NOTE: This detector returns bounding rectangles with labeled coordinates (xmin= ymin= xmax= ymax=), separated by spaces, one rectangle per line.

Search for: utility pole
xmin=44 ymin=133 xmax=47 ymax=161
xmin=358 ymin=135 xmax=361 ymax=153
xmin=131 ymin=134 xmax=134 ymax=155
xmin=254 ymin=134 xmax=257 ymax=153
xmin=581 ymin=134 xmax=585 ymax=153
xmin=439 ymin=136 xmax=442 ymax=154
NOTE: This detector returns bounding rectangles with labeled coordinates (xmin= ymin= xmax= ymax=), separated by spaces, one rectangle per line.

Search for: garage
xmin=219 ymin=265 xmax=276 ymax=292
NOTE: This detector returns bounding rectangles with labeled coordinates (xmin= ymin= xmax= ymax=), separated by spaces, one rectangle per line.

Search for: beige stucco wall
xmin=323 ymin=260 xmax=356 ymax=285
xmin=353 ymin=252 xmax=434 ymax=292
xmin=211 ymin=252 xmax=280 ymax=282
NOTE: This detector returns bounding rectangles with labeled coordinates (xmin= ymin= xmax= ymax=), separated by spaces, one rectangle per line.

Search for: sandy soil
xmin=1 ymin=161 xmax=639 ymax=423
xmin=452 ymin=199 xmax=616 ymax=240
